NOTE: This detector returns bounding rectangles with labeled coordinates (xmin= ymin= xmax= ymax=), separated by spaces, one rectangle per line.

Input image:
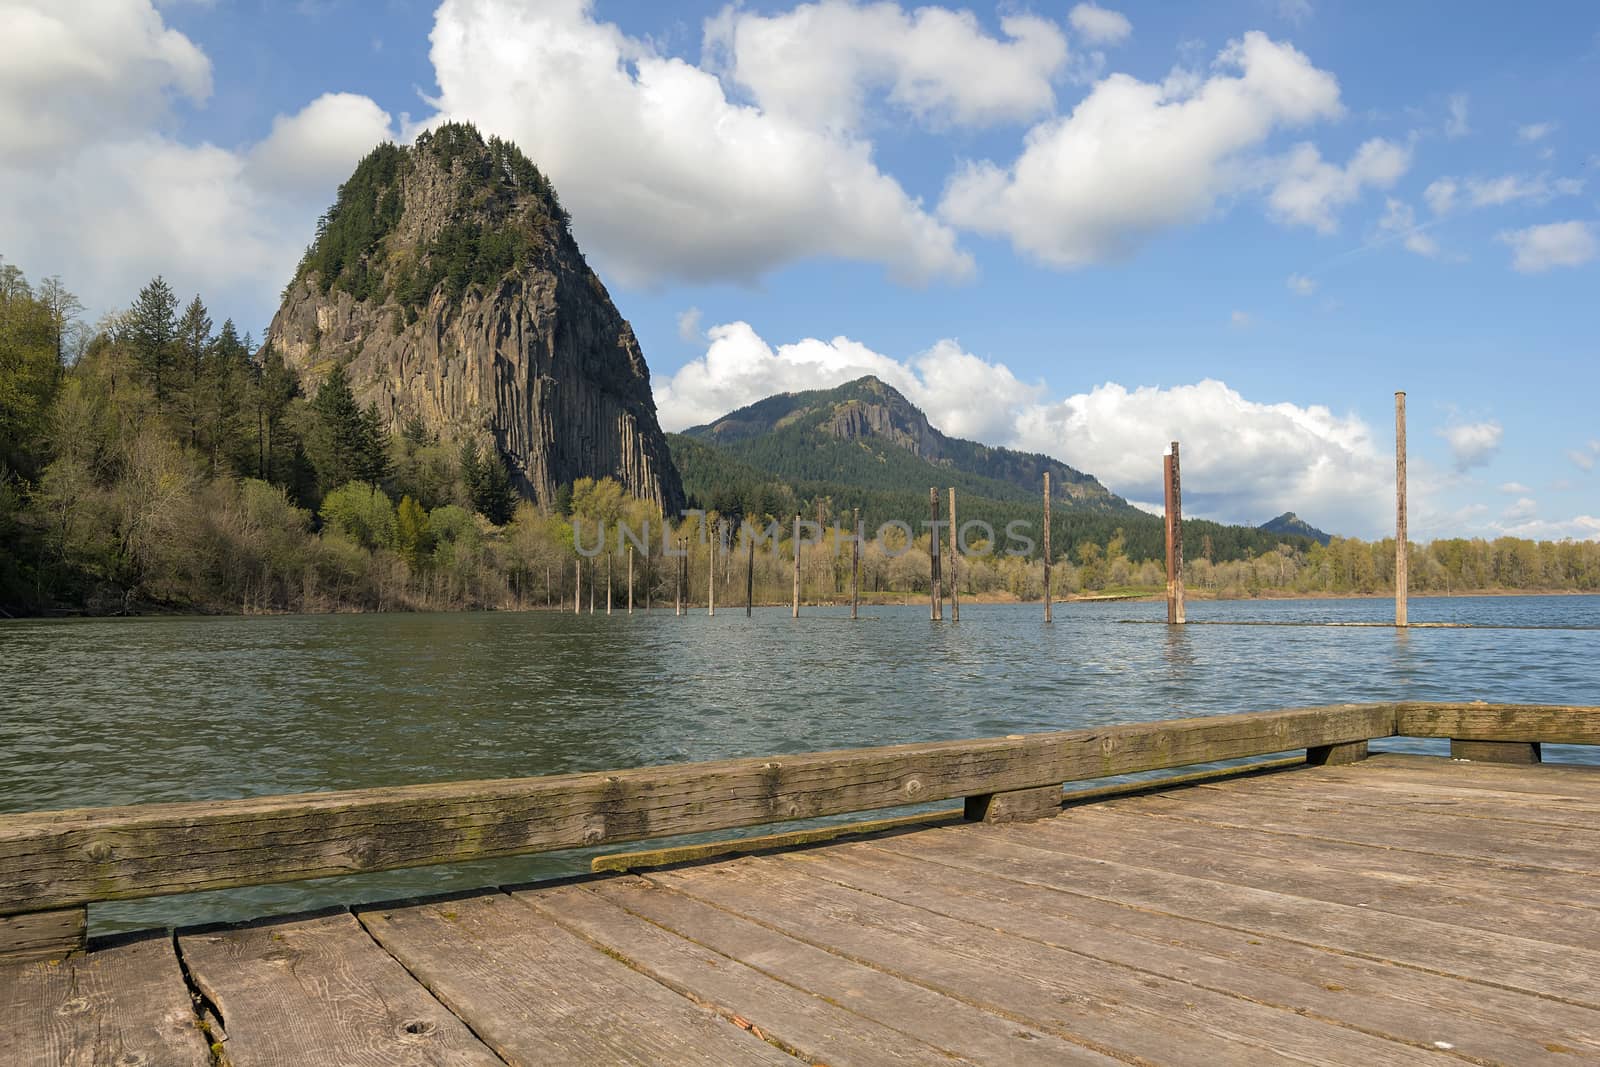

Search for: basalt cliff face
xmin=266 ymin=123 xmax=684 ymax=512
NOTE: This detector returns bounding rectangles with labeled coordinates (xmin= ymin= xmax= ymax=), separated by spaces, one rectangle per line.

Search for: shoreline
xmin=5 ymin=587 xmax=1595 ymax=622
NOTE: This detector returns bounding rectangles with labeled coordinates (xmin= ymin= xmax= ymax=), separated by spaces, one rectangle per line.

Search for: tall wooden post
xmin=929 ymin=487 xmax=942 ymax=620
xmin=708 ymin=521 xmax=716 ymax=617
xmin=746 ymin=525 xmax=755 ymax=617
xmin=588 ymin=562 xmax=595 ymax=613
xmin=850 ymin=507 xmax=860 ymax=620
xmin=627 ymin=546 xmax=634 ymax=614
xmin=948 ymin=487 xmax=960 ymax=622
xmin=606 ymin=553 xmax=612 ymax=615
xmin=674 ymin=538 xmax=682 ymax=616
xmin=1395 ymin=391 xmax=1408 ymax=628
xmin=545 ymin=564 xmax=551 ymax=609
xmin=574 ymin=558 xmax=581 ymax=616
xmin=1043 ymin=472 xmax=1053 ymax=623
xmin=1164 ymin=441 xmax=1185 ymax=625
xmin=792 ymin=514 xmax=801 ymax=618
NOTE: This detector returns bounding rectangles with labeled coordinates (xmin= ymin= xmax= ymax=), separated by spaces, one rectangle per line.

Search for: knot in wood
xmin=902 ymin=777 xmax=924 ymax=798
xmin=84 ymin=841 xmax=113 ymax=863
xmin=399 ymin=1019 xmax=437 ymax=1039
xmin=56 ymin=996 xmax=90 ymax=1017
xmin=582 ymin=824 xmax=606 ymax=846
xmin=1099 ymin=737 xmax=1115 ymax=756
xmin=113 ymin=1054 xmax=150 ymax=1067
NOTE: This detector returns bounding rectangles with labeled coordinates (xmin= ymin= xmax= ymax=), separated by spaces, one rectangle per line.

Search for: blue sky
xmin=3 ymin=1 xmax=1597 ymax=539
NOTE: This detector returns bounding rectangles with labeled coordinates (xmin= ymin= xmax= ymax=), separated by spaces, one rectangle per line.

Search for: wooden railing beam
xmin=0 ymin=703 xmax=1394 ymax=912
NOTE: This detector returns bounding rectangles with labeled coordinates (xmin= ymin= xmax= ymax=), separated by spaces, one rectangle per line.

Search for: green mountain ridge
xmin=670 ymin=376 xmax=1318 ymax=564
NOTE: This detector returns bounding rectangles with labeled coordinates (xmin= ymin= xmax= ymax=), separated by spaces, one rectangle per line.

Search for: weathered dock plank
xmin=516 ymin=881 xmax=992 ymax=1067
xmin=178 ymin=911 xmax=502 ymax=1066
xmin=357 ymin=892 xmax=801 ymax=1065
xmin=1110 ymin=780 xmax=1600 ymax=870
xmin=1035 ymin=806 xmax=1600 ymax=947
xmin=873 ymin=824 xmax=1600 ymax=1004
xmin=0 ymin=932 xmax=210 ymax=1067
xmin=645 ymin=855 xmax=1454 ymax=1065
xmin=1186 ymin=762 xmax=1600 ymax=829
xmin=772 ymin=840 xmax=1600 ymax=1064
xmin=576 ymin=875 xmax=1121 ymax=1065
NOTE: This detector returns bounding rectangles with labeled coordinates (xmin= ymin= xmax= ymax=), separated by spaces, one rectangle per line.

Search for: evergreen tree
xmin=476 ymin=449 xmax=516 ymax=525
xmin=401 ymin=412 xmax=434 ymax=447
xmin=357 ymin=401 xmax=392 ymax=484
xmin=458 ymin=438 xmax=484 ymax=502
xmin=127 ymin=276 xmax=178 ymax=406
xmin=251 ymin=341 xmax=299 ymax=482
xmin=176 ymin=295 xmax=213 ymax=447
xmin=307 ymin=365 xmax=367 ymax=492
xmin=456 ymin=437 xmax=514 ymax=524
xmin=203 ymin=319 xmax=247 ymax=470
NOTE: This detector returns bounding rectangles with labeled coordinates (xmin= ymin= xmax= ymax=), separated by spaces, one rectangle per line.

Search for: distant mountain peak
xmin=681 ymin=376 xmax=1131 ymax=512
xmin=1260 ymin=512 xmax=1332 ymax=545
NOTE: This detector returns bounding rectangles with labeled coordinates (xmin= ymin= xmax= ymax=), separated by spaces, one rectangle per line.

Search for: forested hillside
xmin=671 ymin=376 xmax=1317 ymax=566
xmin=3 ymin=258 xmax=1597 ymax=616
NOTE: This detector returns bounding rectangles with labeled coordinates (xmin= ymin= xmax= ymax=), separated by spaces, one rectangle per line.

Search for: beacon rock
xmin=266 ymin=123 xmax=684 ymax=512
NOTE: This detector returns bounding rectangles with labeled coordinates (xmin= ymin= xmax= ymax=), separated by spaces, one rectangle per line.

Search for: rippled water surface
xmin=2 ymin=594 xmax=1596 ymax=933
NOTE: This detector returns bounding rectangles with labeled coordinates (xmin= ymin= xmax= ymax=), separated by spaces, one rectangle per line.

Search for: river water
xmin=2 ymin=594 xmax=1595 ymax=934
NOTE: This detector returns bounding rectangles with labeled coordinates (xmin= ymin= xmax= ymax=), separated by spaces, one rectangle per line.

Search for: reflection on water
xmin=1 ymin=594 xmax=1595 ymax=933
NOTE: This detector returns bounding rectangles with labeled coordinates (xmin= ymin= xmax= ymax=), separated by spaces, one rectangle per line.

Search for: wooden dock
xmin=2 ymin=703 xmax=1597 ymax=1064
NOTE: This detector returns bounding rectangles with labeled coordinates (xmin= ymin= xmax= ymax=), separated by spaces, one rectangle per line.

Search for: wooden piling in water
xmin=1395 ymin=391 xmax=1408 ymax=628
xmin=948 ymin=487 xmax=960 ymax=622
xmin=929 ymin=488 xmax=942 ymax=621
xmin=746 ymin=524 xmax=754 ymax=618
xmin=674 ymin=538 xmax=682 ymax=616
xmin=1043 ymin=472 xmax=1052 ymax=624
xmin=606 ymin=553 xmax=612 ymax=615
xmin=1164 ymin=441 xmax=1185 ymax=625
xmin=851 ymin=507 xmax=860 ymax=620
xmin=708 ymin=521 xmax=716 ymax=617
xmin=574 ymin=558 xmax=581 ymax=616
xmin=792 ymin=514 xmax=802 ymax=618
xmin=627 ymin=546 xmax=634 ymax=614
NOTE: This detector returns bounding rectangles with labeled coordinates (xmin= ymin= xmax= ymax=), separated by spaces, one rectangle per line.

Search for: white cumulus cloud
xmin=0 ymin=0 xmax=211 ymax=164
xmin=0 ymin=1 xmax=394 ymax=321
xmin=656 ymin=320 xmax=1393 ymax=534
xmin=248 ymin=92 xmax=397 ymax=194
xmin=1068 ymin=3 xmax=1131 ymax=46
xmin=1423 ymin=178 xmax=1458 ymax=216
xmin=1498 ymin=221 xmax=1597 ymax=273
xmin=1268 ymin=137 xmax=1410 ymax=233
xmin=1517 ymin=121 xmax=1557 ymax=143
xmin=703 ymin=1 xmax=1068 ymax=132
xmin=424 ymin=0 xmax=973 ymax=288
xmin=676 ymin=307 xmax=704 ymax=343
xmin=1439 ymin=421 xmax=1503 ymax=471
xmin=939 ymin=32 xmax=1344 ymax=267
xmin=1377 ymin=198 xmax=1438 ymax=257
